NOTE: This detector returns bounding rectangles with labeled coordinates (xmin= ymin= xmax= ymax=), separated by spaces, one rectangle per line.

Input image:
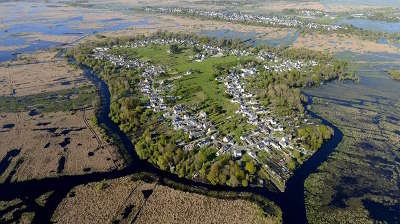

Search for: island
xmin=388 ymin=70 xmax=400 ymax=80
xmin=69 ymin=31 xmax=351 ymax=191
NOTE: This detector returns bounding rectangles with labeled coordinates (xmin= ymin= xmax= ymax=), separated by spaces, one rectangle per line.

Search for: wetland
xmin=0 ymin=1 xmax=400 ymax=223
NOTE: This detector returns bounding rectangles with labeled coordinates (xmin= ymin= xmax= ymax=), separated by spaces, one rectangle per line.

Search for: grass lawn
xmin=118 ymin=45 xmax=256 ymax=140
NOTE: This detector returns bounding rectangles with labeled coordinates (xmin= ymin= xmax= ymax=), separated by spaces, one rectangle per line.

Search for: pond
xmin=321 ymin=0 xmax=400 ymax=8
xmin=0 ymin=1 xmax=150 ymax=62
xmin=336 ymin=18 xmax=400 ymax=34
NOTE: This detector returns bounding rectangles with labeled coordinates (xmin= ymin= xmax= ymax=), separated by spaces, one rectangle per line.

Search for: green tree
xmin=169 ymin=44 xmax=180 ymax=54
xmin=245 ymin=161 xmax=256 ymax=175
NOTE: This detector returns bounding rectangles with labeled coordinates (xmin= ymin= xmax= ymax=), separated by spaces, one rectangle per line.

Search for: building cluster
xmin=350 ymin=12 xmax=400 ymax=22
xmin=122 ymin=37 xmax=251 ymax=61
xmin=221 ymin=65 xmax=294 ymax=179
xmin=144 ymin=7 xmax=344 ymax=31
xmin=264 ymin=59 xmax=318 ymax=73
xmin=91 ymin=36 xmax=317 ymax=183
xmin=93 ymin=46 xmax=167 ymax=113
xmin=93 ymin=44 xmax=219 ymax=151
xmin=165 ymin=105 xmax=216 ymax=146
xmin=256 ymin=50 xmax=318 ymax=72
xmin=297 ymin=9 xmax=326 ymax=18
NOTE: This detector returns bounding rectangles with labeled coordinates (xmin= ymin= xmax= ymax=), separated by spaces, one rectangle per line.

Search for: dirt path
xmin=82 ymin=109 xmax=103 ymax=149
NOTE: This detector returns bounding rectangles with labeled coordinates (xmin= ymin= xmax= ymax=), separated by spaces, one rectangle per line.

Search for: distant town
xmin=143 ymin=7 xmax=344 ymax=31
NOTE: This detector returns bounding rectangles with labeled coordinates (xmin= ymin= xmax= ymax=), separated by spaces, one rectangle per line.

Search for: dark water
xmin=302 ymin=51 xmax=400 ymax=222
xmin=363 ymin=199 xmax=400 ymax=223
xmin=56 ymin=156 xmax=66 ymax=173
xmin=2 ymin=124 xmax=15 ymax=129
xmin=0 ymin=52 xmax=345 ymax=223
xmin=0 ymin=40 xmax=59 ymax=63
xmin=0 ymin=1 xmax=398 ymax=223
xmin=281 ymin=100 xmax=343 ymax=224
xmin=0 ymin=149 xmax=21 ymax=176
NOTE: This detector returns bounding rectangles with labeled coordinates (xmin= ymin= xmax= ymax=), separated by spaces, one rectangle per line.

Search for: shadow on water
xmin=2 ymin=124 xmax=15 ymax=129
xmin=362 ymin=199 xmax=400 ymax=223
xmin=122 ymin=204 xmax=135 ymax=219
xmin=56 ymin=156 xmax=66 ymax=174
xmin=0 ymin=149 xmax=21 ymax=176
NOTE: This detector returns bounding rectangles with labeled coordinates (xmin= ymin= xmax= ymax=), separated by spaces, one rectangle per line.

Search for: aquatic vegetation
xmin=0 ymin=86 xmax=97 ymax=113
xmin=388 ymin=70 xmax=400 ymax=80
xmin=304 ymin=71 xmax=400 ymax=223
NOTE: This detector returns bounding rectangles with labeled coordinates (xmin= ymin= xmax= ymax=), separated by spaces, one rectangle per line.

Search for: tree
xmin=228 ymin=175 xmax=239 ymax=187
xmin=207 ymin=162 xmax=220 ymax=185
xmin=169 ymin=44 xmax=180 ymax=54
xmin=241 ymin=179 xmax=248 ymax=187
xmin=245 ymin=161 xmax=256 ymax=175
xmin=194 ymin=150 xmax=207 ymax=170
xmin=192 ymin=45 xmax=201 ymax=54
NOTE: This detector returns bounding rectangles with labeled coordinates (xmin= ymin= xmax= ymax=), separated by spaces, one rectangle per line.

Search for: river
xmin=79 ymin=56 xmax=345 ymax=224
xmin=0 ymin=49 xmax=343 ymax=223
xmin=1 ymin=1 xmax=399 ymax=223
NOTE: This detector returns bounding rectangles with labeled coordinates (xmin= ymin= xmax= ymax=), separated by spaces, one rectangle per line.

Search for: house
xmin=248 ymin=151 xmax=257 ymax=160
xmin=207 ymin=126 xmax=217 ymax=134
xmin=223 ymin=136 xmax=233 ymax=143
xmin=184 ymin=144 xmax=195 ymax=151
xmin=197 ymin=139 xmax=211 ymax=148
xmin=233 ymin=149 xmax=242 ymax=159
xmin=210 ymin=133 xmax=218 ymax=140
xmin=199 ymin=111 xmax=207 ymax=118
xmin=279 ymin=136 xmax=289 ymax=148
xmin=271 ymin=142 xmax=281 ymax=150
xmin=189 ymin=131 xmax=202 ymax=139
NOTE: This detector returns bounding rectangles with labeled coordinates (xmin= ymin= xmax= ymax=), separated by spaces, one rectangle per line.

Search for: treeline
xmin=135 ymin=125 xmax=259 ymax=187
xmin=246 ymin=59 xmax=351 ymax=116
xmin=297 ymin=125 xmax=333 ymax=151
xmin=67 ymin=44 xmax=153 ymax=138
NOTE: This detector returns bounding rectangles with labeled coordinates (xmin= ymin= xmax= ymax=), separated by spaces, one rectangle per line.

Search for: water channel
xmin=0 ymin=1 xmax=399 ymax=223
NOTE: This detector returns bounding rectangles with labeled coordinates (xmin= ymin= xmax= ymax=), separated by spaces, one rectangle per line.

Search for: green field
xmin=115 ymin=45 xmax=256 ymax=140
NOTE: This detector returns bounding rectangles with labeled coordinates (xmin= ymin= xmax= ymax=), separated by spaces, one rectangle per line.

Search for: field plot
xmin=0 ymin=51 xmax=87 ymax=97
xmin=0 ymin=110 xmax=123 ymax=183
xmin=52 ymin=174 xmax=277 ymax=224
xmin=0 ymin=50 xmax=124 ymax=183
xmin=293 ymin=33 xmax=400 ymax=54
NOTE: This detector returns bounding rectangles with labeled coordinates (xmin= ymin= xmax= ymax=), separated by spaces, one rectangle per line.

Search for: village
xmin=92 ymin=36 xmax=319 ymax=184
xmin=144 ymin=7 xmax=344 ymax=31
